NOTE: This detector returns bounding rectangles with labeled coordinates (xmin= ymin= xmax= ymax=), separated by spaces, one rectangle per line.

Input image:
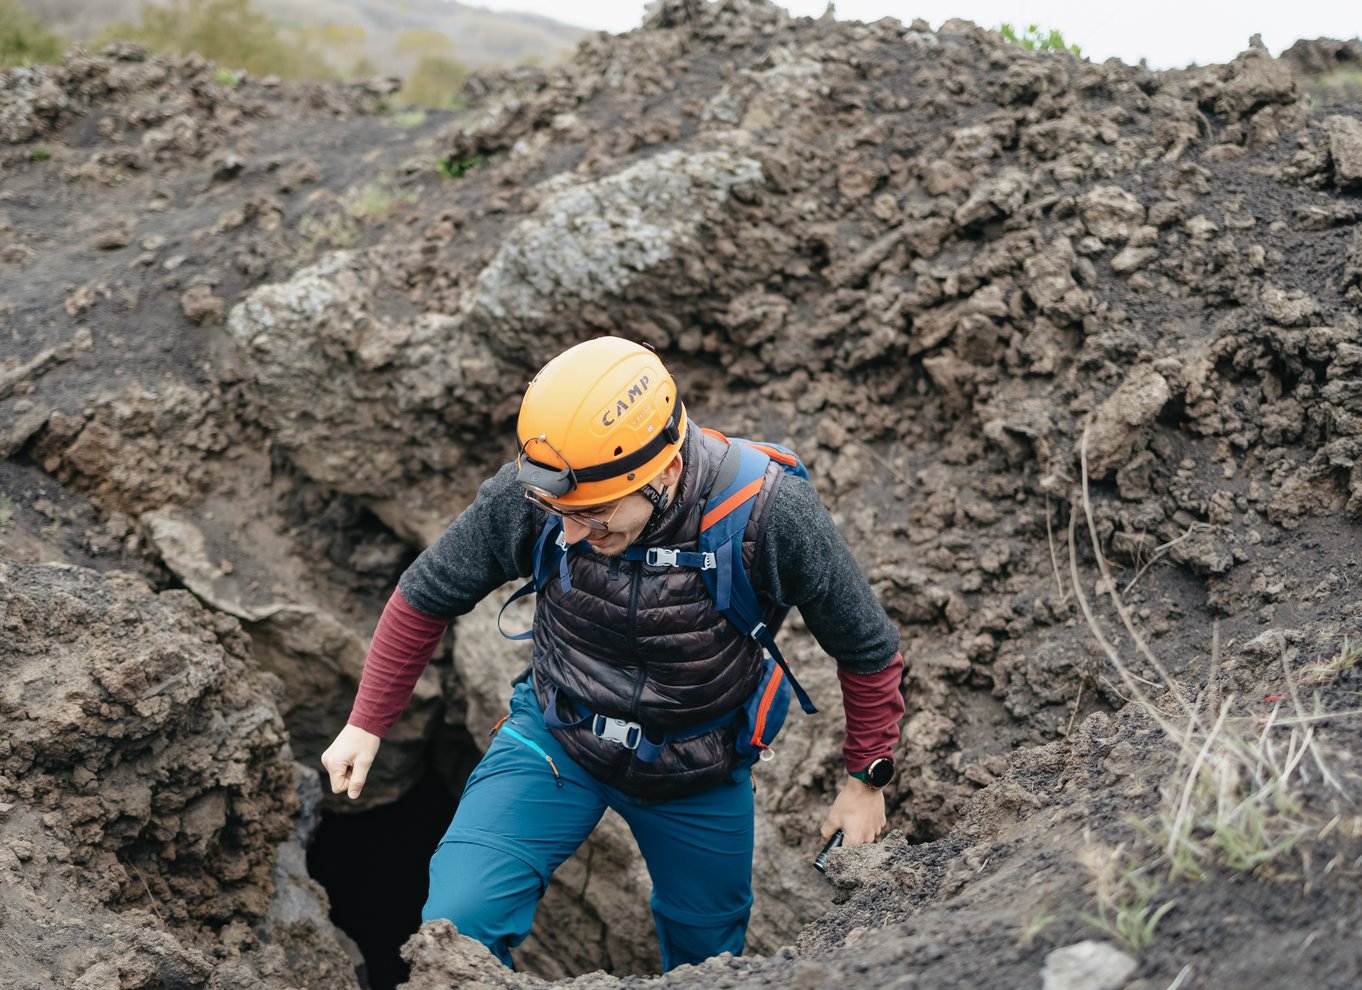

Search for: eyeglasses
xmin=522 ymin=489 xmax=627 ymax=532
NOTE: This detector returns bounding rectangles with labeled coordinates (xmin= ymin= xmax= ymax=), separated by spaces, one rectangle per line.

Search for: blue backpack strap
xmin=698 ymin=440 xmax=818 ymax=714
xmin=539 ymin=684 xmax=741 ymax=762
xmin=498 ymin=518 xmax=580 ymax=641
xmin=539 ymin=680 xmax=593 ymax=730
xmin=497 ymin=579 xmax=539 ymax=642
xmin=634 ymin=707 xmax=742 ymax=761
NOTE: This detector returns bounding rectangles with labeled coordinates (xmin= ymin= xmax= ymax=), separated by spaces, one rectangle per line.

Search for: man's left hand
xmin=819 ymin=776 xmax=886 ymax=845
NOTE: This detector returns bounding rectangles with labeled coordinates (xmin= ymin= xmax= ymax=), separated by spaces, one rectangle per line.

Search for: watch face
xmin=867 ymin=757 xmax=894 ymax=788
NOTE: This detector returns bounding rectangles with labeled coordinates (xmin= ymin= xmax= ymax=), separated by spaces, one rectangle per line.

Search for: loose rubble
xmin=3 ymin=2 xmax=1362 ymax=988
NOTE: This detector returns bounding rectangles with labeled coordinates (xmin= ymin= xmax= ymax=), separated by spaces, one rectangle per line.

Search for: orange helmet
xmin=516 ymin=337 xmax=686 ymax=508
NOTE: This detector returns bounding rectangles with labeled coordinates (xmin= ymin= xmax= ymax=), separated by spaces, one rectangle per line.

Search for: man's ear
xmin=658 ymin=453 xmax=684 ymax=487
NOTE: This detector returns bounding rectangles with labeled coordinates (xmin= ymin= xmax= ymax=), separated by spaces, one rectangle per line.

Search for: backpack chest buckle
xmin=591 ymin=714 xmax=643 ymax=750
xmin=645 ymin=547 xmax=679 ymax=567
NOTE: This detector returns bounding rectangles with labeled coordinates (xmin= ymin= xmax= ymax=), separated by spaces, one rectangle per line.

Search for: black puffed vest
xmin=531 ymin=428 xmax=783 ymax=801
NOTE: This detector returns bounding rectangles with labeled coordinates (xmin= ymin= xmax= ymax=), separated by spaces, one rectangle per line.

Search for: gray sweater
xmin=398 ymin=454 xmax=900 ymax=675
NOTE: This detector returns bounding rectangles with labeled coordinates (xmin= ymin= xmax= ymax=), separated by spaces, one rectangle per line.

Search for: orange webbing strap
xmin=701 ymin=476 xmax=764 ymax=531
xmin=747 ymin=443 xmax=798 ymax=468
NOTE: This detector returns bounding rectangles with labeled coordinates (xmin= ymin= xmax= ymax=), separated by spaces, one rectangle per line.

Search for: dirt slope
xmin=3 ymin=1 xmax=1362 ymax=987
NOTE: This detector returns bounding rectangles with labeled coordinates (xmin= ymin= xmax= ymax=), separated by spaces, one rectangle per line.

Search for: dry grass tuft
xmin=1062 ymin=426 xmax=1359 ymax=946
xmin=1077 ymin=837 xmax=1176 ymax=951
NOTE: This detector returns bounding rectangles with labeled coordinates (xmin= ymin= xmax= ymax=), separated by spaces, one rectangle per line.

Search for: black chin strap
xmin=639 ymin=482 xmax=669 ymax=508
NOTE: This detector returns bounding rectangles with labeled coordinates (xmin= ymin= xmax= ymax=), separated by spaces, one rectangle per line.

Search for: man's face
xmin=546 ymin=453 xmax=684 ymax=556
xmin=558 ymin=493 xmax=657 ymax=556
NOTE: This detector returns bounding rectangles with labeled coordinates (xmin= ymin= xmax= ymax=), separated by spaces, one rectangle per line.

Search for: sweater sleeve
xmin=397 ymin=461 xmax=540 ymax=619
xmin=346 ymin=462 xmax=539 ymax=735
xmin=752 ymin=473 xmax=905 ymax=770
xmin=752 ymin=473 xmax=901 ymax=673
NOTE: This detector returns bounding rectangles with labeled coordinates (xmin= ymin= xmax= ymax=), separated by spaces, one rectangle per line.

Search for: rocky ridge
xmin=3 ymin=1 xmax=1362 ymax=987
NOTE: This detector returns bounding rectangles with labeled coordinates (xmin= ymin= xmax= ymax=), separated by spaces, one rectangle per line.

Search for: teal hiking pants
xmin=422 ymin=676 xmax=754 ymax=972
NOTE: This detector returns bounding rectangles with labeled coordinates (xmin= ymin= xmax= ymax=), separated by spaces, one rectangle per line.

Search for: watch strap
xmin=848 ymin=756 xmax=894 ymax=788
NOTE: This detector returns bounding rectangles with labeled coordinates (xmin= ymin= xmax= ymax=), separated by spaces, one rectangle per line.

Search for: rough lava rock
xmin=0 ymin=562 xmax=357 ymax=989
xmin=5 ymin=2 xmax=1362 ymax=988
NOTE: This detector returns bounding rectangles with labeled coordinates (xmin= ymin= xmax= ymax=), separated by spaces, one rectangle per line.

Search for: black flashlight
xmin=813 ymin=829 xmax=844 ymax=873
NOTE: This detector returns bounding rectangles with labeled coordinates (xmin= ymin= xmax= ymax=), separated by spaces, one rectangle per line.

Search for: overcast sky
xmin=471 ymin=0 xmax=1360 ymax=70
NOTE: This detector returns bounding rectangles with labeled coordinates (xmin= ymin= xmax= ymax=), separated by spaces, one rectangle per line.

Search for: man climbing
xmin=321 ymin=336 xmax=905 ymax=971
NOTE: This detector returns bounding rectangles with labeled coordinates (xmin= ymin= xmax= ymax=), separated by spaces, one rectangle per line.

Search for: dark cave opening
xmin=306 ymin=769 xmax=460 ymax=990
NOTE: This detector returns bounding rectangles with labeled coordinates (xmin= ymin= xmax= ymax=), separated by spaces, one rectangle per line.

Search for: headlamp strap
xmin=518 ymin=400 xmax=686 ymax=492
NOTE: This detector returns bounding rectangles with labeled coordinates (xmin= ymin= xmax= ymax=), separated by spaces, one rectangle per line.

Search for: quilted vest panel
xmin=530 ymin=428 xmax=783 ymax=800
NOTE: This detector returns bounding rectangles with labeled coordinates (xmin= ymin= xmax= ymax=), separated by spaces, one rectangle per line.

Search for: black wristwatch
xmin=849 ymin=756 xmax=894 ymax=789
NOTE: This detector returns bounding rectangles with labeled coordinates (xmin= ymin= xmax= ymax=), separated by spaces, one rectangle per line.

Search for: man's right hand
xmin=321 ymin=724 xmax=382 ymax=799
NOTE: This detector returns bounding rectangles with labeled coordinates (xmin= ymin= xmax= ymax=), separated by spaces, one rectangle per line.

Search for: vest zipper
xmin=627 ymin=559 xmax=645 ymax=720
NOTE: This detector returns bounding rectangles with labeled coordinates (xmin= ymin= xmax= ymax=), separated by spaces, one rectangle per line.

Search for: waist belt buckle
xmin=591 ymin=714 xmax=642 ymax=750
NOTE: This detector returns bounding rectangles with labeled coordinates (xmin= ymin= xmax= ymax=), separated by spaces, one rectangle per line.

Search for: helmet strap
xmin=638 ymin=482 xmax=670 ymax=509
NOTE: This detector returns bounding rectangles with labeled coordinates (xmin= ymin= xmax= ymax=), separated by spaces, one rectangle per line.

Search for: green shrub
xmin=1 ymin=0 xmax=67 ymax=67
xmin=299 ymin=21 xmax=374 ymax=79
xmin=97 ymin=0 xmax=337 ymax=79
xmin=1300 ymin=67 xmax=1362 ymax=107
xmin=389 ymin=109 xmax=427 ymax=128
xmin=287 ymin=179 xmax=419 ymax=265
xmin=438 ymin=154 xmax=482 ymax=179
xmin=396 ymin=54 xmax=469 ymax=110
xmin=394 ymin=27 xmax=455 ymax=58
xmin=343 ymin=181 xmax=419 ymax=223
xmin=999 ymin=22 xmax=1082 ymax=57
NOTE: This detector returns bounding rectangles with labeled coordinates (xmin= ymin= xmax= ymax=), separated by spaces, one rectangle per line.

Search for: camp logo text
xmin=600 ymin=375 xmax=651 ymax=426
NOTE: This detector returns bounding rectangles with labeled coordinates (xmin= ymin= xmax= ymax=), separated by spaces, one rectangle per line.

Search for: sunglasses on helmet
xmin=521 ymin=489 xmax=627 ymax=531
